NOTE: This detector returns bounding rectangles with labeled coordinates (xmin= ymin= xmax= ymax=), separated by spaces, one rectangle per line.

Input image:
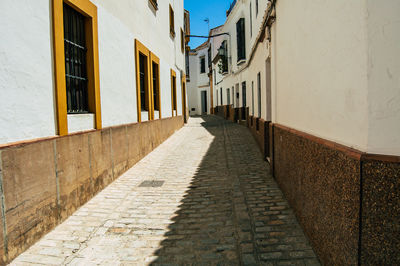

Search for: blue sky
xmin=184 ymin=0 xmax=231 ymax=48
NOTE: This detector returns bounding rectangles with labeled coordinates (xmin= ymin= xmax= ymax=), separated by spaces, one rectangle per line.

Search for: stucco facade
xmin=207 ymin=0 xmax=400 ymax=264
xmin=0 ymin=1 xmax=189 ymax=263
xmin=0 ymin=0 xmax=188 ymax=145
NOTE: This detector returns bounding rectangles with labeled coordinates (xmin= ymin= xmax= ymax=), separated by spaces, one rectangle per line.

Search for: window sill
xmin=141 ymin=111 xmax=149 ymax=122
xmin=154 ymin=110 xmax=160 ymax=120
xmin=67 ymin=113 xmax=95 ymax=134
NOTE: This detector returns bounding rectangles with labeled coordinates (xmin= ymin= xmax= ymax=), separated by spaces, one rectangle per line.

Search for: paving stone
xmin=9 ymin=116 xmax=320 ymax=265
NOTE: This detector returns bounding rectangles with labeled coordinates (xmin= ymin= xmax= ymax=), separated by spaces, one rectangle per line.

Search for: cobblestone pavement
xmin=11 ymin=116 xmax=320 ymax=265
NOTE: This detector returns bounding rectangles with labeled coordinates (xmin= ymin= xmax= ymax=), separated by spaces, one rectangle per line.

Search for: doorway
xmin=266 ymin=58 xmax=272 ymax=121
xmin=201 ymin=90 xmax=208 ymax=114
xmin=182 ymin=79 xmax=187 ymax=122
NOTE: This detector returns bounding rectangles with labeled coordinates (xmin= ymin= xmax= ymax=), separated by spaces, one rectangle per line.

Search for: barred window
xmin=169 ymin=5 xmax=175 ymax=37
xmin=64 ymin=4 xmax=88 ymax=113
xmin=152 ymin=62 xmax=160 ymax=111
xmin=236 ymin=18 xmax=246 ymax=62
xmin=139 ymin=53 xmax=148 ymax=111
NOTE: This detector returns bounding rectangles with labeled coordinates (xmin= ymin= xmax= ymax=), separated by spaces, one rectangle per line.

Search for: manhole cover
xmin=139 ymin=180 xmax=165 ymax=187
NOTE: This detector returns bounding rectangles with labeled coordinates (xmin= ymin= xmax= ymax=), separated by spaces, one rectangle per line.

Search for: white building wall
xmin=0 ymin=0 xmax=186 ymax=145
xmin=97 ymin=5 xmax=137 ymax=127
xmin=0 ymin=0 xmax=56 ymax=144
xmin=272 ymin=0 xmax=369 ymax=152
xmin=366 ymin=0 xmax=400 ymax=156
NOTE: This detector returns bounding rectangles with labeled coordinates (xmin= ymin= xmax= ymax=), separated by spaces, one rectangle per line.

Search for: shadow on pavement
xmin=150 ymin=115 xmax=319 ymax=265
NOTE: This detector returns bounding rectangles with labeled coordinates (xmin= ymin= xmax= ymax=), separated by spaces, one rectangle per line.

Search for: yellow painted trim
xmin=52 ymin=0 xmax=102 ymax=135
xmin=170 ymin=69 xmax=177 ymax=116
xmin=150 ymin=52 xmax=161 ymax=119
xmin=135 ymin=39 xmax=152 ymax=122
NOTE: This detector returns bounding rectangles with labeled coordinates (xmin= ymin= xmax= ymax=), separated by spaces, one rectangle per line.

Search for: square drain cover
xmin=139 ymin=180 xmax=165 ymax=187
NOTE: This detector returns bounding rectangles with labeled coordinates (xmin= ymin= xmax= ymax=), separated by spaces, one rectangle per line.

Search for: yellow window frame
xmin=170 ymin=69 xmax=177 ymax=116
xmin=135 ymin=39 xmax=152 ymax=122
xmin=150 ymin=52 xmax=161 ymax=120
xmin=52 ymin=0 xmax=102 ymax=136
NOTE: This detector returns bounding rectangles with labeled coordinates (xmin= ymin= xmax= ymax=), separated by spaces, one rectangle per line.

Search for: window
xmin=149 ymin=0 xmax=158 ymax=10
xmin=169 ymin=5 xmax=175 ymax=38
xmin=257 ymin=72 xmax=261 ymax=117
xmin=200 ymin=56 xmax=206 ymax=73
xmin=227 ymin=88 xmax=230 ymax=105
xmin=235 ymin=83 xmax=240 ymax=107
xmin=220 ymin=40 xmax=228 ymax=74
xmin=150 ymin=52 xmax=161 ymax=119
xmin=182 ymin=75 xmax=187 ymax=117
xmin=236 ymin=18 xmax=246 ymax=62
xmin=64 ymin=4 xmax=88 ymax=114
xmin=52 ymin=0 xmax=101 ymax=135
xmin=171 ymin=69 xmax=177 ymax=115
xmin=139 ymin=54 xmax=148 ymax=111
xmin=250 ymin=2 xmax=252 ymax=37
xmin=185 ymin=53 xmax=190 ymax=81
xmin=181 ymin=28 xmax=184 ymax=53
xmin=256 ymin=0 xmax=259 ymax=16
xmin=220 ymin=88 xmax=223 ymax=105
xmin=135 ymin=40 xmax=151 ymax=122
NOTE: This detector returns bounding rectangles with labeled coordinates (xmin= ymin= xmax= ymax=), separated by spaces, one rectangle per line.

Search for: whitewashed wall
xmin=272 ymin=0 xmax=368 ymax=152
xmin=365 ymin=0 xmax=400 ymax=155
xmin=271 ymin=0 xmax=400 ymax=155
xmin=0 ymin=0 xmax=186 ymax=145
xmin=0 ymin=0 xmax=56 ymax=144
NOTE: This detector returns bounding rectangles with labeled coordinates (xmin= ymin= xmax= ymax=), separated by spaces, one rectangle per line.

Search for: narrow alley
xmin=10 ymin=116 xmax=318 ymax=265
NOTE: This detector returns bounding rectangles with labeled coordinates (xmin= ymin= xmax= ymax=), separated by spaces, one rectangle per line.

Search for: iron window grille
xmin=64 ymin=4 xmax=89 ymax=114
xmin=139 ymin=53 xmax=148 ymax=111
xmin=152 ymin=62 xmax=160 ymax=111
xmin=236 ymin=18 xmax=246 ymax=62
xmin=169 ymin=5 xmax=175 ymax=37
xmin=185 ymin=53 xmax=190 ymax=80
xmin=172 ymin=76 xmax=177 ymax=110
